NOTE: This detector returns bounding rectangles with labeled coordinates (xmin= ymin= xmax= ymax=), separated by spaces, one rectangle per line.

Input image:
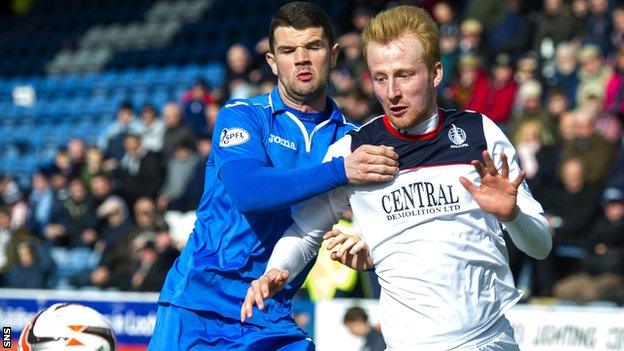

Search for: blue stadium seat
xmin=131 ymin=92 xmax=149 ymax=109
xmin=27 ymin=129 xmax=47 ymax=150
xmin=151 ymin=90 xmax=169 ymax=110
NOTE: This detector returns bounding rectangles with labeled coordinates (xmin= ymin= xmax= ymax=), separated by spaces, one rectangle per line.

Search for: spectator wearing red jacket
xmin=448 ymin=54 xmax=489 ymax=111
xmin=481 ymin=53 xmax=518 ymax=126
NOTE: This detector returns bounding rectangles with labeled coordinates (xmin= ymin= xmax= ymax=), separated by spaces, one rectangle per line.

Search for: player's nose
xmin=387 ymin=80 xmax=401 ymax=101
xmin=294 ymin=47 xmax=311 ymax=66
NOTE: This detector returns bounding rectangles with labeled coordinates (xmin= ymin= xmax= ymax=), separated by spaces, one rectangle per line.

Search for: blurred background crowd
xmin=1 ymin=0 xmax=624 ymax=307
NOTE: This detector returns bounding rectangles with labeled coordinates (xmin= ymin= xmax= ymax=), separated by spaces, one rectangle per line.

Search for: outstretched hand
xmin=240 ymin=268 xmax=289 ymax=322
xmin=459 ymin=150 xmax=524 ymax=222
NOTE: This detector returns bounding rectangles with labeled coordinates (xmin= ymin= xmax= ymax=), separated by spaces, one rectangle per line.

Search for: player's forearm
xmin=266 ymin=223 xmax=323 ymax=283
xmin=266 ymin=185 xmax=347 ymax=280
xmin=219 ymin=158 xmax=347 ymax=213
xmin=502 ymin=210 xmax=552 ymax=260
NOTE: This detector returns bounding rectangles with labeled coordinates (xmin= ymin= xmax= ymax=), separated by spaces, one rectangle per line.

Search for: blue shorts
xmin=148 ymin=302 xmax=315 ymax=351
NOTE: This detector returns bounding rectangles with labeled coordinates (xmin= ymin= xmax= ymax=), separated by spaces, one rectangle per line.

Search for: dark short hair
xmin=91 ymin=172 xmax=111 ymax=182
xmin=193 ymin=78 xmax=209 ymax=90
xmin=142 ymin=104 xmax=156 ymax=114
xmin=119 ymin=101 xmax=134 ymax=112
xmin=124 ymin=133 xmax=141 ymax=141
xmin=0 ymin=206 xmax=10 ymax=217
xmin=343 ymin=306 xmax=368 ymax=324
xmin=268 ymin=1 xmax=335 ymax=52
xmin=175 ymin=138 xmax=194 ymax=151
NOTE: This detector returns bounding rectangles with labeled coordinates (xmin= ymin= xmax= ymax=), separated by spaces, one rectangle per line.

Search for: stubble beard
xmin=387 ymin=89 xmax=435 ymax=130
xmin=279 ymin=71 xmax=328 ymax=106
xmin=388 ymin=108 xmax=432 ymax=131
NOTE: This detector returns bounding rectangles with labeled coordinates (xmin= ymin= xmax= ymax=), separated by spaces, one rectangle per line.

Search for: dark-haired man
xmin=343 ymin=306 xmax=386 ymax=351
xmin=149 ymin=2 xmax=398 ymax=350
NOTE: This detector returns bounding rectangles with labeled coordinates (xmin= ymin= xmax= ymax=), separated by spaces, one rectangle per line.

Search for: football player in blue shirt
xmin=148 ymin=2 xmax=399 ymax=350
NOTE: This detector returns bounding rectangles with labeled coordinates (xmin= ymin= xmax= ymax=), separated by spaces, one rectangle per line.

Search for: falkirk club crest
xmin=448 ymin=124 xmax=468 ymax=148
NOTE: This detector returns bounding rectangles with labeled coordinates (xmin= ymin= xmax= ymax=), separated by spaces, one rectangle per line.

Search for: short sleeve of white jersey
xmin=481 ymin=114 xmax=544 ymax=215
xmin=291 ymin=187 xmax=350 ymax=238
xmin=294 ymin=134 xmax=353 ymax=236
xmin=322 ymin=134 xmax=353 ymax=162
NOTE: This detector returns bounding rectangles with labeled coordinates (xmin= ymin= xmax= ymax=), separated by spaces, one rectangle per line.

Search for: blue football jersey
xmin=159 ymin=87 xmax=356 ymax=325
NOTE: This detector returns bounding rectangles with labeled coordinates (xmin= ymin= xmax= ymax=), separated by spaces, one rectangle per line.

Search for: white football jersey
xmin=290 ymin=109 xmax=544 ymax=350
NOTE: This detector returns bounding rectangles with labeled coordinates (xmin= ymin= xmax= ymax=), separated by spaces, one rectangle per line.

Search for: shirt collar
xmin=397 ymin=111 xmax=439 ymax=135
xmin=268 ymin=87 xmax=346 ymax=124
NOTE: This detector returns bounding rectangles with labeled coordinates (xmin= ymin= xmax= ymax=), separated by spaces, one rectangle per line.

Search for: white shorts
xmin=385 ymin=316 xmax=520 ymax=351
xmin=460 ymin=316 xmax=520 ymax=351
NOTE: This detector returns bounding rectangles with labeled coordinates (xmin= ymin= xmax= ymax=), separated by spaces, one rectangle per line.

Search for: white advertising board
xmin=315 ymin=300 xmax=624 ymax=351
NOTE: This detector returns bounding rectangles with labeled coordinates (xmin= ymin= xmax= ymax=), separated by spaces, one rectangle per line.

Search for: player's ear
xmin=266 ymin=52 xmax=278 ymax=76
xmin=432 ymin=61 xmax=443 ymax=88
xmin=330 ymin=43 xmax=340 ymax=69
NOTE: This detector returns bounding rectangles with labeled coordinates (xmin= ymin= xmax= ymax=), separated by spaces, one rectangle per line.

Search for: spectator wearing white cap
xmin=576 ymin=43 xmax=611 ymax=107
xmin=96 ymin=195 xmax=132 ymax=254
xmin=551 ymin=42 xmax=580 ymax=107
xmin=458 ymin=18 xmax=484 ymax=57
xmin=510 ymin=79 xmax=557 ymax=144
xmin=1 ymin=179 xmax=27 ymax=229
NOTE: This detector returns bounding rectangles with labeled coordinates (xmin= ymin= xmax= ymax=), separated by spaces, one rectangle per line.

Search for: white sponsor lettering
xmin=105 ymin=311 xmax=156 ymax=337
xmin=268 ymin=134 xmax=297 ymax=151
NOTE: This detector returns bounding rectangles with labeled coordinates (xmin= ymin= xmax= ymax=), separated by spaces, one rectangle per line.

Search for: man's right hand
xmin=324 ymin=229 xmax=373 ymax=271
xmin=345 ymin=145 xmax=399 ymax=185
xmin=240 ymin=268 xmax=289 ymax=322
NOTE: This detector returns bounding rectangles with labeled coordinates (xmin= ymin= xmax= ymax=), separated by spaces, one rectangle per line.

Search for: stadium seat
xmin=0 ymin=0 xmax=235 ymax=183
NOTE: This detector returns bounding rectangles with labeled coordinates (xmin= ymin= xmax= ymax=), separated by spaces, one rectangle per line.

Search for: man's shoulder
xmin=443 ymin=108 xmax=482 ymax=124
xmin=222 ymin=94 xmax=271 ymax=111
xmin=344 ymin=115 xmax=393 ymax=151
xmin=346 ymin=115 xmax=384 ymax=139
xmin=219 ymin=95 xmax=272 ymax=119
xmin=442 ymin=108 xmax=487 ymax=135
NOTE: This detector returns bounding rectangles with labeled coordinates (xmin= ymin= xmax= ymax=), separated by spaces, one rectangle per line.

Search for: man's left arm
xmin=240 ymin=184 xmax=355 ymax=321
xmin=240 ymin=140 xmax=372 ymax=321
xmin=460 ymin=116 xmax=552 ymax=260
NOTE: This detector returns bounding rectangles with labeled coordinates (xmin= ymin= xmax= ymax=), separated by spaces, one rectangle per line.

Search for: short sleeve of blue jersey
xmin=212 ymin=100 xmax=268 ymax=170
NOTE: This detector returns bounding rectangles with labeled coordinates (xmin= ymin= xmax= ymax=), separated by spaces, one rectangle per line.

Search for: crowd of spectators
xmin=0 ymin=97 xmax=213 ymax=291
xmin=1 ymin=0 xmax=624 ymax=305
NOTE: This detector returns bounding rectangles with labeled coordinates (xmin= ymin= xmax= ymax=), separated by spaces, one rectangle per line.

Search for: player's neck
xmin=278 ymin=86 xmax=326 ymax=113
xmin=391 ymin=111 xmax=439 ymax=135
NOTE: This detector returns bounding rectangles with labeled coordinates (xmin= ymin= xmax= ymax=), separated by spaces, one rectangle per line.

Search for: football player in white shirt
xmin=240 ymin=6 xmax=552 ymax=351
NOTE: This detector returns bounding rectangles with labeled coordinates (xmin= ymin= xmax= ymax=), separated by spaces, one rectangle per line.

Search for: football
xmin=18 ymin=303 xmax=116 ymax=351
